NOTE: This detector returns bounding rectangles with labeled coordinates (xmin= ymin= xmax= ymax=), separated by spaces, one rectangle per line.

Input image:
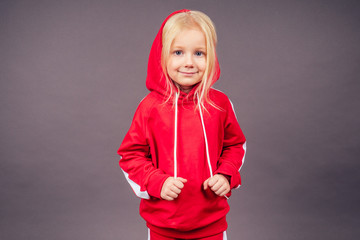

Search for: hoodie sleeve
xmin=214 ymin=98 xmax=247 ymax=189
xmin=118 ymin=99 xmax=169 ymax=199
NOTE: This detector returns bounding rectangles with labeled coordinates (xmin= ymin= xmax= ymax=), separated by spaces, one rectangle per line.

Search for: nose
xmin=184 ymin=54 xmax=194 ymax=68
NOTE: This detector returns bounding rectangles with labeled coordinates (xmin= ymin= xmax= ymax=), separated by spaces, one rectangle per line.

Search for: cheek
xmin=198 ymin=59 xmax=207 ymax=72
xmin=166 ymin=62 xmax=179 ymax=81
xmin=167 ymin=58 xmax=179 ymax=72
xmin=166 ymin=60 xmax=174 ymax=74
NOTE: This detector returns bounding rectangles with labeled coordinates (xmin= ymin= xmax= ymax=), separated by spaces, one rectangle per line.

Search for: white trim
xmin=223 ymin=231 xmax=228 ymax=240
xmin=235 ymin=141 xmax=247 ymax=189
xmin=227 ymin=99 xmax=247 ymax=170
xmin=229 ymin=99 xmax=238 ymax=120
xmin=147 ymin=228 xmax=150 ymax=240
xmin=210 ymin=87 xmax=225 ymax=94
xmin=121 ymin=169 xmax=150 ymax=199
xmin=239 ymin=141 xmax=247 ymax=172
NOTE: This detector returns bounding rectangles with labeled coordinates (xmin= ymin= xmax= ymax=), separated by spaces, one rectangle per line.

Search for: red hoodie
xmin=118 ymin=9 xmax=246 ymax=239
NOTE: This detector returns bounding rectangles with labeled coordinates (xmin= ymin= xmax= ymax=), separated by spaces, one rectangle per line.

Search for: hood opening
xmin=145 ymin=9 xmax=220 ymax=105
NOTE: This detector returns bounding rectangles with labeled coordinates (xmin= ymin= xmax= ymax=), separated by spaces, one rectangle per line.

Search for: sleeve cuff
xmin=215 ymin=162 xmax=241 ymax=189
xmin=146 ymin=172 xmax=170 ymax=199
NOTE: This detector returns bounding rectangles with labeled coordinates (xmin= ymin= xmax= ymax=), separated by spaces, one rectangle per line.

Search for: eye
xmin=195 ymin=51 xmax=205 ymax=56
xmin=174 ymin=50 xmax=182 ymax=55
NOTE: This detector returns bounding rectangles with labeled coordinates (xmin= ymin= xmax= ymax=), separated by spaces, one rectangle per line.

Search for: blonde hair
xmin=161 ymin=10 xmax=219 ymax=110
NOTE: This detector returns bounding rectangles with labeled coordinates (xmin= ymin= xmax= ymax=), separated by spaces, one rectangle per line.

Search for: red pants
xmin=148 ymin=229 xmax=227 ymax=240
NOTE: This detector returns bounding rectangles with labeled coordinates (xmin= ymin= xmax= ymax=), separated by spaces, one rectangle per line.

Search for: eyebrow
xmin=196 ymin=47 xmax=206 ymax=51
xmin=171 ymin=45 xmax=206 ymax=51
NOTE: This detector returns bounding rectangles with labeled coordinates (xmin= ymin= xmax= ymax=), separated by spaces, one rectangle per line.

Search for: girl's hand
xmin=160 ymin=177 xmax=187 ymax=201
xmin=203 ymin=174 xmax=230 ymax=196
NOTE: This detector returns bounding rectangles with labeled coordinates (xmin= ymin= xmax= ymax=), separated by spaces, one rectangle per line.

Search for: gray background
xmin=1 ymin=0 xmax=359 ymax=239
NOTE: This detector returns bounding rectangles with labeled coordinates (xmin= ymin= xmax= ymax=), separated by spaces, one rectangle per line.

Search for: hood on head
xmin=145 ymin=9 xmax=221 ymax=100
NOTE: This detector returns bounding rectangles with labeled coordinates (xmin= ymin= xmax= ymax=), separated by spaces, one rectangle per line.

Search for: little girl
xmin=118 ymin=9 xmax=247 ymax=240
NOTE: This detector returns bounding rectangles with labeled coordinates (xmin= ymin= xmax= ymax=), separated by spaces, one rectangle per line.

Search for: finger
xmin=211 ymin=180 xmax=223 ymax=192
xmin=217 ymin=190 xmax=227 ymax=197
xmin=177 ymin=177 xmax=187 ymax=183
xmin=215 ymin=185 xmax=227 ymax=196
xmin=220 ymin=184 xmax=231 ymax=196
xmin=167 ymin=191 xmax=179 ymax=199
xmin=173 ymin=180 xmax=185 ymax=189
xmin=220 ymin=188 xmax=230 ymax=196
xmin=165 ymin=195 xmax=174 ymax=201
xmin=208 ymin=177 xmax=219 ymax=187
xmin=161 ymin=191 xmax=173 ymax=200
xmin=170 ymin=185 xmax=181 ymax=194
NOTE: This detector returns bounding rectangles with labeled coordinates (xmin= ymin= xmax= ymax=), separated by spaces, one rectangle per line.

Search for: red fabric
xmin=118 ymin=9 xmax=246 ymax=239
xmin=147 ymin=216 xmax=227 ymax=239
xmin=150 ymin=229 xmax=226 ymax=240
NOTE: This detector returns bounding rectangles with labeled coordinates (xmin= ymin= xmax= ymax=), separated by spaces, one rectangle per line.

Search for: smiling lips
xmin=179 ymin=71 xmax=198 ymax=75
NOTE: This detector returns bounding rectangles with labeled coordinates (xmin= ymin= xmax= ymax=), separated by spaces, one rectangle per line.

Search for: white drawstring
xmin=173 ymin=92 xmax=179 ymax=179
xmin=173 ymin=93 xmax=227 ymax=200
xmin=197 ymin=94 xmax=213 ymax=178
xmin=173 ymin=93 xmax=213 ymax=179
xmin=197 ymin=94 xmax=229 ymax=200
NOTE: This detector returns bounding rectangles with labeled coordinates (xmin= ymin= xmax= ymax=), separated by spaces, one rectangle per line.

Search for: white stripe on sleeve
xmin=235 ymin=141 xmax=247 ymax=189
xmin=121 ymin=169 xmax=150 ymax=199
xmin=223 ymin=231 xmax=228 ymax=240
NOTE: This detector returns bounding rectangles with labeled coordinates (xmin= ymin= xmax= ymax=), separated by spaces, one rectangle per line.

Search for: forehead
xmin=171 ymin=28 xmax=206 ymax=47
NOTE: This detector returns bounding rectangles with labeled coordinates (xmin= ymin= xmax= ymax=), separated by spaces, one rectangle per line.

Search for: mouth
xmin=179 ymin=71 xmax=197 ymax=75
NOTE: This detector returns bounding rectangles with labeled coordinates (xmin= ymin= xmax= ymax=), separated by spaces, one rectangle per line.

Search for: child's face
xmin=166 ymin=28 xmax=206 ymax=93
